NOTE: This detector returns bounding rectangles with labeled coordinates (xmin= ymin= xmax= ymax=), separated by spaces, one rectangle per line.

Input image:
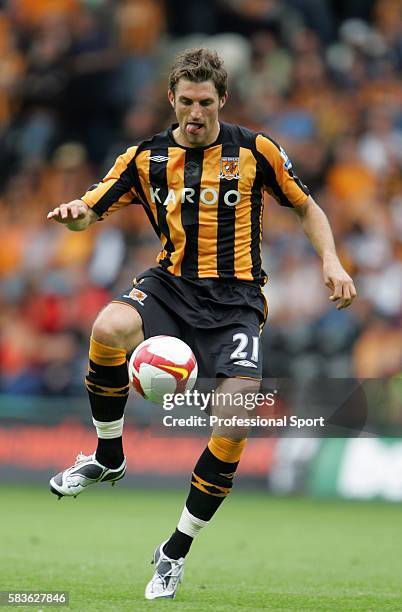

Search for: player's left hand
xmin=323 ymin=257 xmax=357 ymax=310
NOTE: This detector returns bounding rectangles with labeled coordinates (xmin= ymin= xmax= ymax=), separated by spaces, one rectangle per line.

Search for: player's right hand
xmin=47 ymin=200 xmax=88 ymax=223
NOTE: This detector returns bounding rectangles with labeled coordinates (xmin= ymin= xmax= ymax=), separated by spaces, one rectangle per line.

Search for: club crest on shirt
xmin=122 ymin=287 xmax=148 ymax=305
xmin=219 ymin=157 xmax=240 ymax=180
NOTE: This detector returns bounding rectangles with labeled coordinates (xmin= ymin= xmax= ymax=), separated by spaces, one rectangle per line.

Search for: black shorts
xmin=113 ymin=267 xmax=267 ymax=379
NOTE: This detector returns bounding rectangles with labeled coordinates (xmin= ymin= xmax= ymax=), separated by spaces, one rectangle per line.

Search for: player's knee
xmin=92 ymin=303 xmax=144 ymax=351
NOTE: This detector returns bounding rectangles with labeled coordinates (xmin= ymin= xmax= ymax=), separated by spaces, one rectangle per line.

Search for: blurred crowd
xmin=0 ymin=0 xmax=401 ymax=396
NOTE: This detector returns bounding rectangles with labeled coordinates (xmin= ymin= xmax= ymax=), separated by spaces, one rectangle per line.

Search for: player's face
xmin=168 ymin=79 xmax=227 ymax=147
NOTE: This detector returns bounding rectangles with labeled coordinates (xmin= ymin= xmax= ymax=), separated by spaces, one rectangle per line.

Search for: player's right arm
xmin=47 ymin=145 xmax=142 ymax=231
xmin=47 ymin=200 xmax=99 ymax=231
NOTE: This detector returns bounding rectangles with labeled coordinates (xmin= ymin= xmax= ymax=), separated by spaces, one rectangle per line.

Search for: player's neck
xmin=173 ymin=122 xmax=221 ymax=148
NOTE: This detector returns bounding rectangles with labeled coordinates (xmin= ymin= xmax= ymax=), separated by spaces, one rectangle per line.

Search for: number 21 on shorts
xmin=230 ymin=333 xmax=259 ymax=365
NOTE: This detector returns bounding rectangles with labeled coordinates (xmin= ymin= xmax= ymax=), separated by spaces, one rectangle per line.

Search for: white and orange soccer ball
xmin=128 ymin=335 xmax=198 ymax=404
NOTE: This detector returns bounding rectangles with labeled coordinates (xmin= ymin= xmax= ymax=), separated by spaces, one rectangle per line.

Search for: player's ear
xmin=167 ymin=89 xmax=175 ymax=109
xmin=219 ymin=92 xmax=228 ymax=109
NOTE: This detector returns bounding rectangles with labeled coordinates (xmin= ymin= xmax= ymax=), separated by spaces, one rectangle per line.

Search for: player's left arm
xmin=255 ymin=134 xmax=356 ymax=310
xmin=292 ymin=196 xmax=357 ymax=310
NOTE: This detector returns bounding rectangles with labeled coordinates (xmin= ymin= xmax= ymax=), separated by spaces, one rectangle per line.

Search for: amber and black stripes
xmin=81 ymin=123 xmax=309 ymax=284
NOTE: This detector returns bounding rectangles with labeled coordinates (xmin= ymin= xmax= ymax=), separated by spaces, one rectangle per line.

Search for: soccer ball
xmin=128 ymin=335 xmax=198 ymax=404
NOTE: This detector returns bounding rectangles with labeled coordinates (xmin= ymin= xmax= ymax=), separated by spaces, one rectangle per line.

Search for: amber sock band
xmin=85 ymin=379 xmax=129 ymax=398
xmin=89 ymin=336 xmax=127 ymax=367
xmin=208 ymin=436 xmax=247 ymax=463
xmin=191 ymin=472 xmax=231 ymax=497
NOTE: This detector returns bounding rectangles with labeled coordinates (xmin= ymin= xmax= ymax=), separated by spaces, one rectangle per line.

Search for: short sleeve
xmin=255 ymin=134 xmax=309 ymax=207
xmin=81 ymin=146 xmax=142 ymax=219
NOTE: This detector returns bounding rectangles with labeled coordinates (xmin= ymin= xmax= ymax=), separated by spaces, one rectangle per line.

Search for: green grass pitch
xmin=0 ymin=485 xmax=401 ymax=611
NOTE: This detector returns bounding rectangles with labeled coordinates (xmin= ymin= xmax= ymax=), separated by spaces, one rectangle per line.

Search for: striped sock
xmin=163 ymin=437 xmax=246 ymax=559
xmin=85 ymin=337 xmax=129 ymax=468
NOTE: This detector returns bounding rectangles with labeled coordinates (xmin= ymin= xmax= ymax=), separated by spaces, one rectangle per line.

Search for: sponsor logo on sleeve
xmin=279 ymin=146 xmax=293 ymax=170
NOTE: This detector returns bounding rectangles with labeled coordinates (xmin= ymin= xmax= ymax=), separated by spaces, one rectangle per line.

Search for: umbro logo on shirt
xmin=148 ymin=155 xmax=169 ymax=162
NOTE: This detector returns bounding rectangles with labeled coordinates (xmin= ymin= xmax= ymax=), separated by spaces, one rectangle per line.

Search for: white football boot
xmin=49 ymin=452 xmax=126 ymax=499
xmin=145 ymin=541 xmax=185 ymax=600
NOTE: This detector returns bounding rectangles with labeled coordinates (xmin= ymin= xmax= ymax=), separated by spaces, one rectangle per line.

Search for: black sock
xmin=163 ymin=529 xmax=193 ymax=559
xmin=186 ymin=446 xmax=238 ymax=520
xmin=95 ymin=437 xmax=124 ymax=469
xmin=163 ymin=446 xmax=240 ymax=559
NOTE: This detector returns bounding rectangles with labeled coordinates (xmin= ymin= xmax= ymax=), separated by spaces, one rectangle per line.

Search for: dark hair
xmin=169 ymin=48 xmax=228 ymax=98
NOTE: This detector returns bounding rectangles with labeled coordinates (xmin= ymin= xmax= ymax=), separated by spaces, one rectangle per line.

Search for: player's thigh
xmin=192 ymin=313 xmax=263 ymax=380
xmin=190 ymin=316 xmax=262 ymax=438
xmin=112 ymin=287 xmax=181 ymax=347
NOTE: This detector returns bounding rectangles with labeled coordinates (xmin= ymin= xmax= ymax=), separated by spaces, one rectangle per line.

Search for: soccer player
xmin=47 ymin=48 xmax=356 ymax=600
